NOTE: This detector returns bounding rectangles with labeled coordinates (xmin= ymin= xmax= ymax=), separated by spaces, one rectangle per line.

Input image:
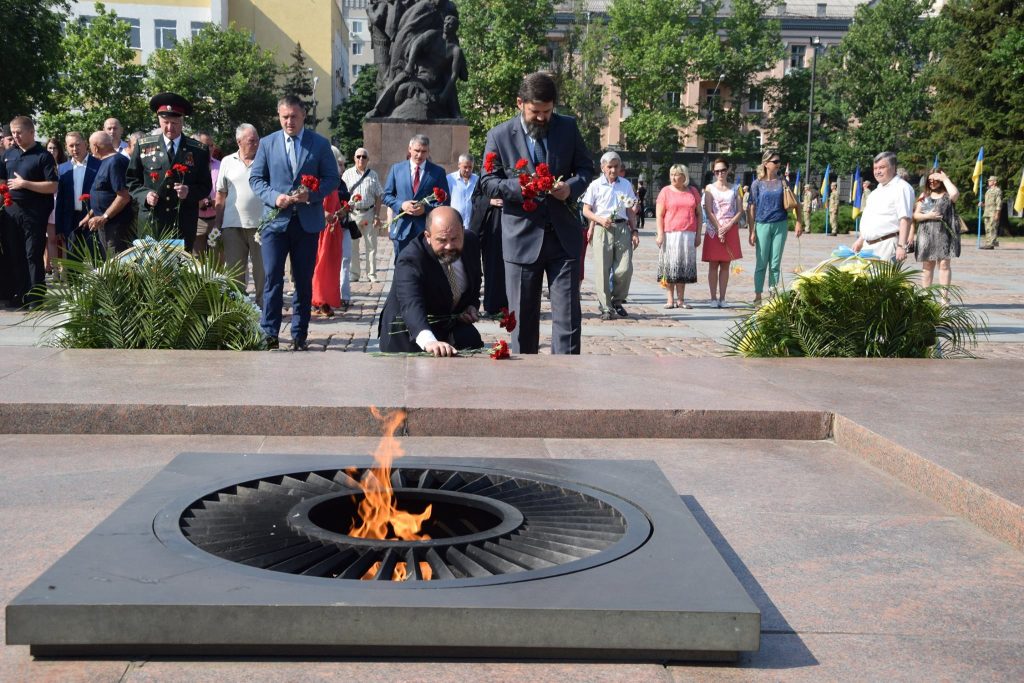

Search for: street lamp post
xmin=700 ymin=73 xmax=726 ymax=188
xmin=307 ymin=67 xmax=318 ymax=124
xmin=803 ymin=37 xmax=821 ymax=194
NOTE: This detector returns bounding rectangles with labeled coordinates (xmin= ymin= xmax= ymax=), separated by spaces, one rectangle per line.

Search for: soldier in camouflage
xmin=979 ymin=176 xmax=1001 ymax=249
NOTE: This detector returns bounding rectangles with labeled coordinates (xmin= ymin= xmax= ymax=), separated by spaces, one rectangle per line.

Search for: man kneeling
xmin=378 ymin=206 xmax=483 ymax=356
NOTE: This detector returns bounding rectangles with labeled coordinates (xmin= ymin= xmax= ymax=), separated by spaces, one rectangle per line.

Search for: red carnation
xmin=149 ymin=171 xmax=159 ymax=181
xmin=340 ymin=200 xmax=351 ymax=211
xmin=3 ymin=197 xmax=12 ymax=207
xmin=518 ymin=173 xmax=531 ymax=188
xmin=78 ymin=193 xmax=90 ymax=202
xmin=522 ymin=199 xmax=538 ymax=212
xmin=165 ymin=170 xmax=173 ymax=177
xmin=432 ymin=186 xmax=447 ymax=203
xmin=0 ymin=183 xmax=8 ymax=192
xmin=172 ymin=163 xmax=189 ymax=174
xmin=536 ymin=175 xmax=555 ymax=192
xmin=351 ymin=194 xmax=362 ymax=203
xmin=535 ymin=163 xmax=551 ymax=177
xmin=489 ymin=339 xmax=511 ymax=360
xmin=521 ymin=185 xmax=538 ymax=200
xmin=514 ymin=158 xmax=529 ymax=171
xmin=300 ymin=174 xmax=320 ymax=192
xmin=499 ymin=307 xmax=516 ymax=333
xmin=483 ymin=152 xmax=498 ymax=173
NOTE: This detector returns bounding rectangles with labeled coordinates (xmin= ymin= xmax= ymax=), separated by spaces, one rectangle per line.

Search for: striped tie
xmin=445 ymin=262 xmax=460 ymax=309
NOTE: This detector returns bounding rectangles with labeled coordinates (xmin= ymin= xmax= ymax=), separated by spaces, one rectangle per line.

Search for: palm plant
xmin=725 ymin=259 xmax=984 ymax=358
xmin=30 ymin=238 xmax=265 ymax=350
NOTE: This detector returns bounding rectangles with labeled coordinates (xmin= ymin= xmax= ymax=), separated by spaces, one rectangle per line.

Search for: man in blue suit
xmin=479 ymin=72 xmax=594 ymax=354
xmin=54 ymin=131 xmax=100 ymax=258
xmin=382 ymin=134 xmax=449 ymax=257
xmin=250 ymin=95 xmax=341 ymax=350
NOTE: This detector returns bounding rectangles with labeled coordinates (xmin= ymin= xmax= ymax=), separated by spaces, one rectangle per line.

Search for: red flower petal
xmin=515 ymin=158 xmax=528 ymax=170
xmin=522 ymin=199 xmax=538 ymax=212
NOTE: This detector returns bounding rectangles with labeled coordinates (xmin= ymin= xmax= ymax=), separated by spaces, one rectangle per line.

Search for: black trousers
xmin=3 ymin=205 xmax=47 ymax=306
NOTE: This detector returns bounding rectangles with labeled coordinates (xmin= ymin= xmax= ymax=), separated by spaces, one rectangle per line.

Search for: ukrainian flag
xmin=1014 ymin=167 xmax=1024 ymax=214
xmin=972 ymin=147 xmax=984 ymax=194
xmin=851 ymin=166 xmax=863 ymax=219
xmin=820 ymin=164 xmax=831 ymax=201
xmin=933 ymin=154 xmax=940 ymax=170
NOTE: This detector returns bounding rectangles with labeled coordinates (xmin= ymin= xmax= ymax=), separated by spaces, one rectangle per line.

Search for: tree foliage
xmin=281 ymin=42 xmax=321 ymax=128
xmin=329 ymin=65 xmax=379 ymax=156
xmin=924 ymin=0 xmax=1024 ymax=198
xmin=552 ymin=1 xmax=610 ymax=152
xmin=147 ymin=23 xmax=280 ymax=151
xmin=38 ymin=2 xmax=149 ymax=142
xmin=455 ymin=0 xmax=554 ymax=153
xmin=0 ymin=0 xmax=67 ymax=122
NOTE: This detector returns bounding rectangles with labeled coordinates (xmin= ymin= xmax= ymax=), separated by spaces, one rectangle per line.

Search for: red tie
xmin=412 ymin=165 xmax=420 ymax=194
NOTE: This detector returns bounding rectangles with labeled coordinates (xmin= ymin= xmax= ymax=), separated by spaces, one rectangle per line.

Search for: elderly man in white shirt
xmin=581 ymin=151 xmax=638 ymax=320
xmin=853 ymin=151 xmax=915 ymax=262
xmin=214 ymin=123 xmax=265 ymax=306
xmin=341 ymin=147 xmax=384 ymax=282
xmin=446 ymin=153 xmax=478 ymax=227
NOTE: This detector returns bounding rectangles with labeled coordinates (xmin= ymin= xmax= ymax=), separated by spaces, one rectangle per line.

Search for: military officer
xmin=980 ymin=176 xmax=1001 ymax=249
xmin=126 ymin=92 xmax=211 ymax=250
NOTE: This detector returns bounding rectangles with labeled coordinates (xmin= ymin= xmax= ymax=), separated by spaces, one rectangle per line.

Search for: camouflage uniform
xmin=983 ymin=183 xmax=1002 ymax=248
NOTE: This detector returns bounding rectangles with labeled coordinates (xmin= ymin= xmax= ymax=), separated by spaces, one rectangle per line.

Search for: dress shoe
xmin=613 ymin=304 xmax=628 ymax=317
xmin=600 ymin=311 xmax=614 ymax=321
xmin=265 ymin=337 xmax=279 ymax=350
xmin=368 ymin=274 xmax=378 ymax=283
xmin=291 ymin=338 xmax=310 ymax=351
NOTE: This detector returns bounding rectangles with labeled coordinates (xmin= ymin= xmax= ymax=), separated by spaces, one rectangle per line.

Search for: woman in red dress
xmin=312 ymin=149 xmax=350 ymax=317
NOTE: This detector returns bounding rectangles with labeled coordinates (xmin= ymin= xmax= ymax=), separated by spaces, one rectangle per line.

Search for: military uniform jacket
xmin=126 ymin=134 xmax=211 ymax=233
xmin=984 ymin=187 xmax=1002 ymax=218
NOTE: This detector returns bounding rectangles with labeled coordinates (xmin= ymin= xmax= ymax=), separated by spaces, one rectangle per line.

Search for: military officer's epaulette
xmin=139 ymin=134 xmax=163 ymax=146
xmin=184 ymin=138 xmax=208 ymax=151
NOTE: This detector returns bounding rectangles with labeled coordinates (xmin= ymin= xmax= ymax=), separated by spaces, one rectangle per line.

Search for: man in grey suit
xmin=250 ymin=95 xmax=341 ymax=350
xmin=479 ymin=72 xmax=594 ymax=354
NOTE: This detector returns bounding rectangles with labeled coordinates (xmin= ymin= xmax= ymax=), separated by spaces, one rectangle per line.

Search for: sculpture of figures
xmin=366 ymin=0 xmax=466 ymax=121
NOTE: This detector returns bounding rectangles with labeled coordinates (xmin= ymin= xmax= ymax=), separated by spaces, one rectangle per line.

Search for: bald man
xmin=378 ymin=206 xmax=483 ymax=356
xmin=84 ymin=131 xmax=132 ymax=254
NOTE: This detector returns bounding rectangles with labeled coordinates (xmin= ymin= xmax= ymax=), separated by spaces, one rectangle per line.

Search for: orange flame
xmin=351 ymin=408 xmax=434 ymax=581
xmin=362 ymin=560 xmax=434 ymax=582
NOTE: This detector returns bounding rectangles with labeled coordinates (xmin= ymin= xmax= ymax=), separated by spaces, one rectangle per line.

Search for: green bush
xmin=798 ymin=205 xmax=855 ymax=234
xmin=31 ymin=239 xmax=265 ymax=350
xmin=725 ymin=258 xmax=984 ymax=358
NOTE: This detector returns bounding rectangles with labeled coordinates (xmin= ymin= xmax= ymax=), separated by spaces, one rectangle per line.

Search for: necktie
xmin=533 ymin=136 xmax=547 ymax=165
xmin=445 ymin=262 xmax=460 ymax=308
xmin=167 ymin=139 xmax=175 ymax=159
xmin=412 ymin=165 xmax=421 ymax=194
xmin=287 ymin=136 xmax=297 ymax=175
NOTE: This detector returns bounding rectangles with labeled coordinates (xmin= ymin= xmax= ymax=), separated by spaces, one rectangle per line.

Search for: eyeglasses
xmin=767 ymin=159 xmax=781 ymax=165
xmin=713 ymin=169 xmax=728 ymax=174
xmin=355 ymin=154 xmax=368 ymax=159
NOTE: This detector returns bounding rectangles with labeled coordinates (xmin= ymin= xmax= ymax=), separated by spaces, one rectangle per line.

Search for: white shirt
xmin=414 ymin=257 xmax=468 ymax=351
xmin=117 ymin=140 xmax=130 ymax=158
xmin=446 ymin=171 xmax=478 ymax=226
xmin=581 ymin=175 xmax=636 ymax=220
xmin=72 ymin=156 xmax=88 ymax=210
xmin=860 ymin=176 xmax=914 ymax=240
xmin=341 ymin=166 xmax=383 ymax=211
xmin=216 ymin=152 xmax=264 ymax=229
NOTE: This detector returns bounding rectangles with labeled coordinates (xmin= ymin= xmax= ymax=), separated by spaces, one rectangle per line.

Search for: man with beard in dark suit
xmin=125 ymin=93 xmax=211 ymax=250
xmin=378 ymin=206 xmax=482 ymax=357
xmin=479 ymin=71 xmax=594 ymax=354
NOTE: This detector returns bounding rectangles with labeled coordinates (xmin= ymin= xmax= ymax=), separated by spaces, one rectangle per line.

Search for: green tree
xmin=281 ymin=42 xmax=321 ymax=128
xmin=147 ymin=23 xmax=280 ymax=151
xmin=552 ymin=1 xmax=610 ymax=152
xmin=762 ymin=66 xmax=846 ymax=180
xmin=39 ymin=3 xmax=149 ymax=142
xmin=0 ymin=0 xmax=67 ymax=122
xmin=329 ymin=66 xmax=378 ymax=156
xmin=455 ymin=0 xmax=554 ymax=153
xmin=817 ymin=0 xmax=937 ymax=173
xmin=924 ymin=0 xmax=1024 ymax=199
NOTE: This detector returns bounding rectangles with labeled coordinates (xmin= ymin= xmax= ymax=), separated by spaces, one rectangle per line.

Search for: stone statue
xmin=366 ymin=0 xmax=467 ymax=121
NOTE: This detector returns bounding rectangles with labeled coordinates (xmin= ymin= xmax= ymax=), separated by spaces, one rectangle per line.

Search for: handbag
xmin=346 ymin=219 xmax=362 ymax=239
xmin=783 ymin=185 xmax=798 ymax=211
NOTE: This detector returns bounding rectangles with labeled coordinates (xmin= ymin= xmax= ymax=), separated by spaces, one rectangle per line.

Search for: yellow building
xmin=68 ymin=0 xmax=347 ymax=135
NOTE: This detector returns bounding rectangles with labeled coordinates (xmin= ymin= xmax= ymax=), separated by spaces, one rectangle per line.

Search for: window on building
xmin=154 ymin=19 xmax=176 ymax=49
xmin=124 ymin=18 xmax=141 ymax=49
xmin=750 ymin=130 xmax=763 ymax=151
xmin=665 ymin=91 xmax=680 ymax=108
xmin=790 ymin=45 xmax=806 ymax=69
xmin=78 ymin=15 xmax=95 ymax=27
xmin=704 ymin=91 xmax=720 ymax=114
xmin=352 ymin=64 xmax=363 ymax=77
xmin=817 ymin=3 xmax=827 ymax=17
xmin=352 ymin=42 xmax=363 ymax=56
xmin=351 ymin=20 xmax=363 ymax=34
xmin=748 ymin=90 xmax=764 ymax=112
xmin=191 ymin=21 xmax=209 ymax=37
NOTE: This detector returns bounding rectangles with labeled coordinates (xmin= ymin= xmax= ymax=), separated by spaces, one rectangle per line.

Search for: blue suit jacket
xmin=382 ymin=159 xmax=450 ymax=242
xmin=479 ymin=113 xmax=593 ymax=264
xmin=249 ymin=129 xmax=340 ymax=233
xmin=54 ymin=156 xmax=101 ymax=237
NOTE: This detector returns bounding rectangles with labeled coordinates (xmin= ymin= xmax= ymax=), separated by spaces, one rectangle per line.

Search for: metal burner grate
xmin=178 ymin=466 xmax=651 ymax=586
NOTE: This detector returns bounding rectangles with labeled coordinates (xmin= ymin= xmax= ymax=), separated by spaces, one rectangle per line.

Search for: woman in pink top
xmin=702 ymin=157 xmax=743 ymax=308
xmin=655 ymin=164 xmax=702 ymax=309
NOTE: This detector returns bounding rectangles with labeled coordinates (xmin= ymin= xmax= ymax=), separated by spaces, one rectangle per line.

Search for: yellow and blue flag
xmin=1014 ymin=166 xmax=1024 ymax=214
xmin=851 ymin=166 xmax=863 ymax=219
xmin=933 ymin=154 xmax=940 ymax=170
xmin=820 ymin=164 xmax=831 ymax=200
xmin=972 ymin=147 xmax=984 ymax=194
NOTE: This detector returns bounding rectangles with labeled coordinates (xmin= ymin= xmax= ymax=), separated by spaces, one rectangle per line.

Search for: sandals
xmin=664 ymin=302 xmax=677 ymax=309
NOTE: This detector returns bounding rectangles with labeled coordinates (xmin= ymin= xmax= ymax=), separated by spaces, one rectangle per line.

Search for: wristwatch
xmin=897 ymin=243 xmax=907 ymax=249
xmin=101 ymin=213 xmax=110 ymax=221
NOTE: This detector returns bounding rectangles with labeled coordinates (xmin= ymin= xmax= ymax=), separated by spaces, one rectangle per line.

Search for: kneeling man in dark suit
xmin=379 ymin=206 xmax=483 ymax=357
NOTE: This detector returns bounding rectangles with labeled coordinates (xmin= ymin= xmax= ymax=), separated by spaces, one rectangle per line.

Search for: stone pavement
xmin=2 ymin=229 xmax=1021 ymax=357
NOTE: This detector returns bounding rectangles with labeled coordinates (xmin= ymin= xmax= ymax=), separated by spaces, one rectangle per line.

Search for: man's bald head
xmin=424 ymin=206 xmax=465 ymax=264
xmin=88 ymin=130 xmax=114 ymax=156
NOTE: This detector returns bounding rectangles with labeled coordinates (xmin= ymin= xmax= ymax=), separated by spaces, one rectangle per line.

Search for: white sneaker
xmin=718 ymin=299 xmax=727 ymax=309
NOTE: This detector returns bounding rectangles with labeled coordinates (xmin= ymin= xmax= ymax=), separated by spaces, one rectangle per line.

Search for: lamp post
xmin=803 ymin=36 xmax=821 ymax=192
xmin=307 ymin=67 xmax=319 ymax=125
xmin=700 ymin=73 xmax=726 ymax=188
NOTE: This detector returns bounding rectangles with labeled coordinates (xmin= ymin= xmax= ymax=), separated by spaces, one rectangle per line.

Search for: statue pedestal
xmin=363 ymin=119 xmax=470 ymax=178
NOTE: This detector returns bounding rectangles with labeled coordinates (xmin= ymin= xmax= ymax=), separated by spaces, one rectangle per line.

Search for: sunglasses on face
xmin=355 ymin=154 xmax=368 ymax=159
xmin=767 ymin=159 xmax=781 ymax=164
xmin=714 ymin=169 xmax=728 ymax=174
